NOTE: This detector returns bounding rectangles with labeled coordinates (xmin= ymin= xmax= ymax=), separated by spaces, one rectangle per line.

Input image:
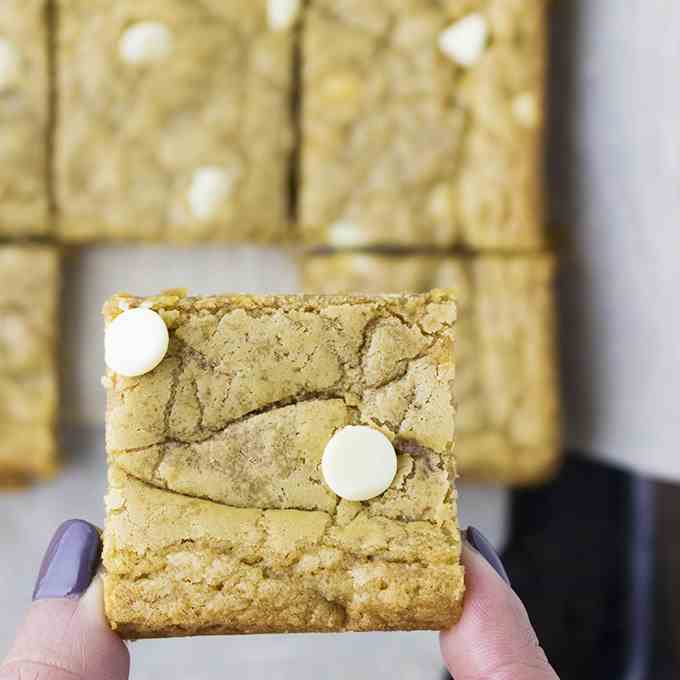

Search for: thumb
xmin=0 ymin=520 xmax=130 ymax=680
xmin=440 ymin=527 xmax=559 ymax=680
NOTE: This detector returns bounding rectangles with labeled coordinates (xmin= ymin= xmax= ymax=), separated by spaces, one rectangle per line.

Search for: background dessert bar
xmin=0 ymin=246 xmax=59 ymax=485
xmin=302 ymin=253 xmax=560 ymax=483
xmin=56 ymin=0 xmax=295 ymax=242
xmin=300 ymin=0 xmax=546 ymax=249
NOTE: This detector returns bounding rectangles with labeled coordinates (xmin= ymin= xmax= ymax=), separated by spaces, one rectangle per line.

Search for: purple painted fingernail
xmin=32 ymin=519 xmax=101 ymax=601
xmin=466 ymin=526 xmax=511 ymax=586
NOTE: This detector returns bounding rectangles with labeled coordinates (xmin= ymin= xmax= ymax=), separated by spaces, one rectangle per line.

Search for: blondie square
xmin=56 ymin=0 xmax=295 ymax=242
xmin=0 ymin=1 xmax=49 ymax=236
xmin=301 ymin=0 xmax=546 ymax=249
xmin=102 ymin=290 xmax=463 ymax=637
xmin=302 ymin=253 xmax=560 ymax=484
xmin=0 ymin=246 xmax=58 ymax=485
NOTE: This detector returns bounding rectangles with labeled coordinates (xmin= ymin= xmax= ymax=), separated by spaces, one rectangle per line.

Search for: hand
xmin=0 ymin=520 xmax=129 ymax=680
xmin=440 ymin=527 xmax=559 ymax=679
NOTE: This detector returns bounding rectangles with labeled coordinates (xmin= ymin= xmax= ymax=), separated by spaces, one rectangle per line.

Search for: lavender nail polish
xmin=466 ymin=526 xmax=511 ymax=586
xmin=32 ymin=519 xmax=101 ymax=601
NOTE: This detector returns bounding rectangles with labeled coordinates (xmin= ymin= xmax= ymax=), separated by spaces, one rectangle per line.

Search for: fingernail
xmin=466 ymin=526 xmax=511 ymax=586
xmin=33 ymin=519 xmax=101 ymax=601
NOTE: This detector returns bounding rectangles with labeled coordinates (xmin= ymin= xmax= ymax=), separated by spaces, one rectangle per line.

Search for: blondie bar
xmin=0 ymin=246 xmax=58 ymax=485
xmin=56 ymin=0 xmax=296 ymax=242
xmin=302 ymin=253 xmax=560 ymax=484
xmin=102 ymin=290 xmax=463 ymax=637
xmin=301 ymin=0 xmax=546 ymax=249
xmin=0 ymin=1 xmax=49 ymax=236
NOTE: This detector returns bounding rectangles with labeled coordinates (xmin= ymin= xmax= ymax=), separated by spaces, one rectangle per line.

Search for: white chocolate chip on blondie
xmin=0 ymin=39 xmax=20 ymax=91
xmin=328 ymin=220 xmax=366 ymax=247
xmin=188 ymin=166 xmax=237 ymax=221
xmin=512 ymin=92 xmax=540 ymax=128
xmin=105 ymin=308 xmax=169 ymax=378
xmin=119 ymin=21 xmax=174 ymax=65
xmin=268 ymin=0 xmax=301 ymax=31
xmin=322 ymin=426 xmax=397 ymax=501
xmin=438 ymin=13 xmax=488 ymax=67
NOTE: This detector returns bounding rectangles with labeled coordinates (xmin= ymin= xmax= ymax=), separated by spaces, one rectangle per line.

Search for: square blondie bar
xmin=301 ymin=0 xmax=546 ymax=249
xmin=56 ymin=0 xmax=295 ymax=242
xmin=302 ymin=253 xmax=560 ymax=484
xmin=0 ymin=246 xmax=58 ymax=485
xmin=0 ymin=1 xmax=49 ymax=236
xmin=102 ymin=290 xmax=464 ymax=637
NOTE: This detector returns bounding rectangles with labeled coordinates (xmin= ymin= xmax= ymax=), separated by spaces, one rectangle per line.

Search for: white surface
xmin=104 ymin=308 xmax=169 ymax=377
xmin=550 ymin=1 xmax=680 ymax=481
xmin=438 ymin=13 xmax=488 ymax=67
xmin=321 ymin=426 xmax=397 ymax=501
xmin=0 ymin=428 xmax=508 ymax=679
xmin=119 ymin=22 xmax=173 ymax=65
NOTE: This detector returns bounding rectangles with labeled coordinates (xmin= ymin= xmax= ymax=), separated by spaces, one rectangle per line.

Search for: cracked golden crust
xmin=0 ymin=0 xmax=49 ymax=235
xmin=302 ymin=253 xmax=560 ymax=484
xmin=103 ymin=290 xmax=463 ymax=636
xmin=56 ymin=0 xmax=293 ymax=242
xmin=105 ymin=468 xmax=464 ymax=637
xmin=300 ymin=0 xmax=546 ymax=249
xmin=0 ymin=246 xmax=59 ymax=481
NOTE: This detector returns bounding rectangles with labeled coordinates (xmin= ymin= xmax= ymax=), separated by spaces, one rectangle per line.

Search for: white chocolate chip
xmin=512 ymin=92 xmax=540 ymax=128
xmin=438 ymin=13 xmax=488 ymax=67
xmin=105 ymin=308 xmax=169 ymax=378
xmin=188 ymin=166 xmax=237 ymax=221
xmin=328 ymin=220 xmax=365 ymax=247
xmin=119 ymin=21 xmax=174 ymax=65
xmin=0 ymin=39 xmax=20 ymax=91
xmin=322 ymin=426 xmax=397 ymax=501
xmin=267 ymin=0 xmax=301 ymax=31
